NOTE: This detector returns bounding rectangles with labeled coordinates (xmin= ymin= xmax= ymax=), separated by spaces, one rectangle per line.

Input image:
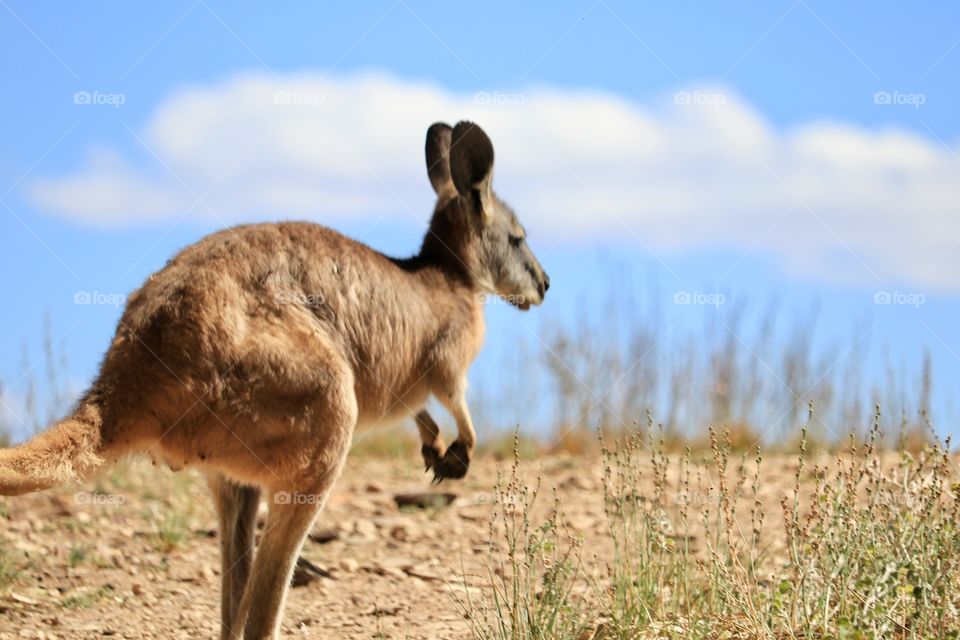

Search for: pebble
xmin=352 ymin=519 xmax=378 ymax=539
xmin=196 ymin=565 xmax=214 ymax=582
xmin=389 ymin=524 xmax=412 ymax=542
xmin=560 ymin=474 xmax=596 ymax=491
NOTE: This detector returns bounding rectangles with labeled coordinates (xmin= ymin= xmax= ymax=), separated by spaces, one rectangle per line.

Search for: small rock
xmin=369 ymin=565 xmax=405 ymax=579
xmin=290 ymin=558 xmax=331 ymax=587
xmin=352 ymin=519 xmax=378 ymax=539
xmin=307 ymin=527 xmax=339 ymax=544
xmin=568 ymin=516 xmax=597 ymax=532
xmin=393 ymin=492 xmax=457 ymax=509
xmin=339 ymin=558 xmax=359 ymax=573
xmin=389 ymin=524 xmax=413 ymax=542
xmin=343 ymin=497 xmax=377 ymax=512
xmin=559 ymin=474 xmax=595 ymax=491
xmin=458 ymin=504 xmax=491 ymax=521
xmin=9 ymin=592 xmax=40 ymax=605
xmin=197 ymin=565 xmax=214 ymax=582
xmin=403 ymin=563 xmax=442 ymax=582
xmin=48 ymin=495 xmax=73 ymax=517
xmin=371 ymin=603 xmax=402 ymax=616
xmin=362 ymin=557 xmax=413 ymax=579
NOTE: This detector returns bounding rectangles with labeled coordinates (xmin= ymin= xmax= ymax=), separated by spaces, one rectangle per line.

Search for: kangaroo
xmin=0 ymin=121 xmax=549 ymax=639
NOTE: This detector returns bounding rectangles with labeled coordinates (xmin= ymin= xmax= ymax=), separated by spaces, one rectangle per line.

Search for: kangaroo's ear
xmin=425 ymin=122 xmax=454 ymax=195
xmin=449 ymin=121 xmax=494 ymax=200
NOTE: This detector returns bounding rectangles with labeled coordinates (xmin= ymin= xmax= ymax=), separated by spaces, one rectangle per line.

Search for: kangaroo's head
xmin=422 ymin=121 xmax=549 ymax=311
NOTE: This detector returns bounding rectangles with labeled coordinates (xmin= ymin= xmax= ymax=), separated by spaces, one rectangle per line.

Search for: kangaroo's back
xmin=120 ymin=221 xmax=483 ymax=424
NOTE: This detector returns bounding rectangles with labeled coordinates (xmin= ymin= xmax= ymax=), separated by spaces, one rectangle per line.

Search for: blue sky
xmin=1 ymin=1 xmax=959 ymax=441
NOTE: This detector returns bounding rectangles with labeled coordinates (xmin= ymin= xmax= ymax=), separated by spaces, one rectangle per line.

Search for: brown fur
xmin=0 ymin=121 xmax=548 ymax=639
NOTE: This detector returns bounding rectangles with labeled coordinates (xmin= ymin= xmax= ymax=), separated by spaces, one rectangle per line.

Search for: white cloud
xmin=25 ymin=70 xmax=960 ymax=290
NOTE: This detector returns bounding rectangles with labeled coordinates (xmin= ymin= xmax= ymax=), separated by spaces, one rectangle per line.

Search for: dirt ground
xmin=0 ymin=450 xmax=799 ymax=639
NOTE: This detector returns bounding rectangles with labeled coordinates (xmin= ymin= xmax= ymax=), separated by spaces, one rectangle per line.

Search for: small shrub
xmin=68 ymin=545 xmax=87 ymax=568
xmin=455 ymin=435 xmax=593 ymax=640
xmin=0 ymin=547 xmax=24 ymax=593
xmin=154 ymin=513 xmax=188 ymax=553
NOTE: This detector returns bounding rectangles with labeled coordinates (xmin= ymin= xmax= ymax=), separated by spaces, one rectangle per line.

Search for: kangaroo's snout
xmin=540 ymin=272 xmax=550 ymax=296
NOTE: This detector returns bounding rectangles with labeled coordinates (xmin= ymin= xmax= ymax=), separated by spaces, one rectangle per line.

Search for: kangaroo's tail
xmin=0 ymin=400 xmax=106 ymax=496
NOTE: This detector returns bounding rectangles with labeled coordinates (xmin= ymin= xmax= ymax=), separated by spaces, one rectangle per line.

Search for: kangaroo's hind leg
xmin=234 ymin=468 xmax=352 ymax=639
xmin=208 ymin=473 xmax=261 ymax=640
xmin=232 ymin=380 xmax=358 ymax=638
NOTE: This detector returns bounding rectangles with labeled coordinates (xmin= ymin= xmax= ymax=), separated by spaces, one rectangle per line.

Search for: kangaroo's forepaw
xmin=421 ymin=444 xmax=443 ymax=473
xmin=431 ymin=440 xmax=471 ymax=483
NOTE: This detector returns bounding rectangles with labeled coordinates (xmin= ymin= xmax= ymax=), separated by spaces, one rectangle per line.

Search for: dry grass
xmin=475 ymin=277 xmax=941 ymax=450
xmin=459 ymin=414 xmax=960 ymax=639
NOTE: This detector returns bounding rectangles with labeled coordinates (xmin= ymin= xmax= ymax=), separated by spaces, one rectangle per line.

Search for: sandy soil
xmin=0 ymin=450 xmax=799 ymax=639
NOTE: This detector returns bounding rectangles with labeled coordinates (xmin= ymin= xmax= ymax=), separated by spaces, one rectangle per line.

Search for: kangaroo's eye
xmin=508 ymin=235 xmax=523 ymax=248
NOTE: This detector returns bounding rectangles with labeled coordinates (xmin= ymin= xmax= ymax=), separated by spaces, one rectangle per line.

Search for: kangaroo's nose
xmin=543 ymin=273 xmax=550 ymax=293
